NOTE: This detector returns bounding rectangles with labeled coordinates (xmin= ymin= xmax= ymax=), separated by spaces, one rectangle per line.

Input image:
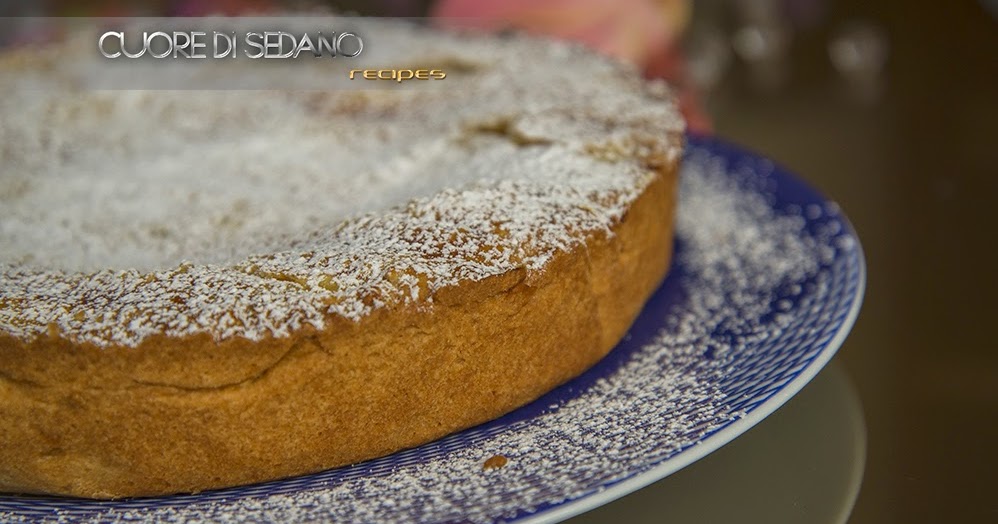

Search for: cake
xmin=0 ymin=19 xmax=684 ymax=498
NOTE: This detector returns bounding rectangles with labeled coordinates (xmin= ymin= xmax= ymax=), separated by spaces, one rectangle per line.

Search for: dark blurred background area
xmin=699 ymin=2 xmax=997 ymax=522
xmin=1 ymin=0 xmax=994 ymax=522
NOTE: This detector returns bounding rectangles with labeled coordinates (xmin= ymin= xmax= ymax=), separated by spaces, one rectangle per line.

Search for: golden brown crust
xmin=0 ymin=156 xmax=678 ymax=499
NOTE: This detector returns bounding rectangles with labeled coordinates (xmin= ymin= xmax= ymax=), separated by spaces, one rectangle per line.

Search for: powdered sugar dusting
xmin=0 ymin=142 xmax=861 ymax=523
xmin=0 ymin=19 xmax=683 ymax=347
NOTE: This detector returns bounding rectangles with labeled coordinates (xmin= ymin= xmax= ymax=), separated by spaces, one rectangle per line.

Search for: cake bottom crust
xmin=0 ymin=160 xmax=678 ymax=499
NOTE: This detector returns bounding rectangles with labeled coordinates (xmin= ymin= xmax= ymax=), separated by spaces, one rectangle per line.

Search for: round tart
xmin=0 ymin=20 xmax=684 ymax=498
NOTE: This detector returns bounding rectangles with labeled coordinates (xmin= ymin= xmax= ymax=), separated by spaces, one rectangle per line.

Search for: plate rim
xmin=517 ymin=134 xmax=868 ymax=524
xmin=0 ymin=134 xmax=867 ymax=523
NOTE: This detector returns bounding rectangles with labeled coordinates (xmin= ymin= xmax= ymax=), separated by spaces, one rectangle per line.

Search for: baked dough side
xmin=0 ymin=156 xmax=679 ymax=499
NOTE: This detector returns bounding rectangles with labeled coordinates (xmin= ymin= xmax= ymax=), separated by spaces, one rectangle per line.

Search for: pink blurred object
xmin=432 ymin=0 xmax=711 ymax=132
xmin=171 ymin=0 xmax=276 ymax=16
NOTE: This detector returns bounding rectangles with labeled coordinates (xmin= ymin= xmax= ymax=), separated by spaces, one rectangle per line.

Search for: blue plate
xmin=0 ymin=135 xmax=865 ymax=523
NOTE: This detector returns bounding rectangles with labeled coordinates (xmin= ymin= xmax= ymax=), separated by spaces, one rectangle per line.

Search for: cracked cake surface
xmin=0 ymin=20 xmax=683 ymax=348
xmin=0 ymin=18 xmax=683 ymax=499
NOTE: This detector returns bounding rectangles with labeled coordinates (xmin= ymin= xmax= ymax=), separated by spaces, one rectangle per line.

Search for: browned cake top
xmin=0 ymin=19 xmax=684 ymax=347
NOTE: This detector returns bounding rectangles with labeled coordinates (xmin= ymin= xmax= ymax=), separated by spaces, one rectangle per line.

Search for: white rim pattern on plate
xmin=0 ymin=135 xmax=865 ymax=523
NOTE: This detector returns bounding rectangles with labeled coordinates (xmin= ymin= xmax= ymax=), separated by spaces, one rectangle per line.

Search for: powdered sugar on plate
xmin=0 ymin=137 xmax=864 ymax=523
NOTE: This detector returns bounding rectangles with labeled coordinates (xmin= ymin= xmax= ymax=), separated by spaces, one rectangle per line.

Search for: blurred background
xmin=1 ymin=0 xmax=995 ymax=522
